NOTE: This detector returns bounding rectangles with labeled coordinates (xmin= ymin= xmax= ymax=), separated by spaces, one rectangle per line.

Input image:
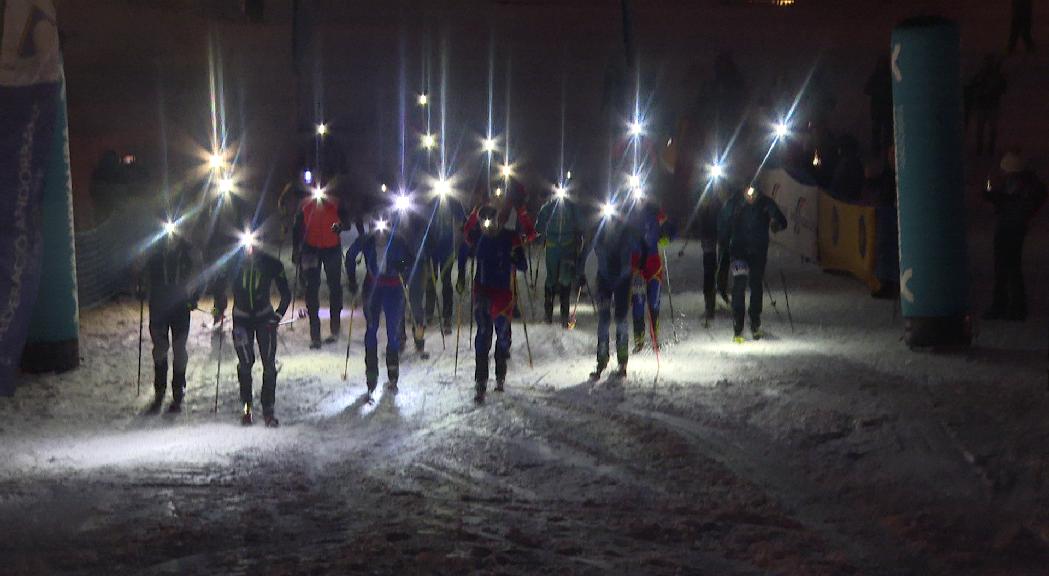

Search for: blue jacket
xmin=459 ymin=226 xmax=527 ymax=291
xmin=346 ymin=229 xmax=413 ymax=287
xmin=589 ymin=218 xmax=638 ymax=282
xmin=422 ymin=195 xmax=467 ymax=260
xmin=627 ymin=201 xmax=675 ymax=259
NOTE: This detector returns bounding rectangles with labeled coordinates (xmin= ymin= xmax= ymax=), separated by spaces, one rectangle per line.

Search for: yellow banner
xmin=818 ymin=193 xmax=879 ymax=289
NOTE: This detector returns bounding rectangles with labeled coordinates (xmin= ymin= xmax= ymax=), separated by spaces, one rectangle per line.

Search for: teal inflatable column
xmin=23 ymin=74 xmax=80 ymax=372
xmin=891 ymin=17 xmax=971 ymax=348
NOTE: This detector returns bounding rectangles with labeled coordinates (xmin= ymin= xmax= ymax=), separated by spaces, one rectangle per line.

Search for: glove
xmin=270 ymin=311 xmax=283 ymax=326
xmin=331 ymin=222 xmax=342 ymax=234
xmin=347 ymin=278 xmax=358 ymax=295
xmin=770 ymin=220 xmax=785 ymax=233
xmin=135 ymin=285 xmax=145 ymax=300
xmin=658 ymin=235 xmax=670 ymax=248
xmin=576 ymin=274 xmax=587 ymax=288
xmin=456 ymin=272 xmax=466 ymax=295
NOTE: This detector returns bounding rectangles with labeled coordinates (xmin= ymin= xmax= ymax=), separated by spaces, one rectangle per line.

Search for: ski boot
xmin=325 ymin=316 xmax=341 ymax=344
xmin=560 ymin=286 xmax=572 ymax=329
xmin=751 ymin=326 xmax=763 ymax=341
xmin=732 ymin=332 xmax=744 ymax=344
xmin=309 ymin=315 xmax=323 ymax=349
xmin=441 ymin=317 xmax=453 ymax=336
xmin=590 ymin=351 xmax=609 ymax=380
xmin=167 ymin=372 xmax=186 ymax=413
xmin=241 ymin=403 xmax=254 ymax=426
xmin=387 ymin=352 xmax=400 ymax=393
xmin=632 ymin=337 xmax=645 ymax=354
xmin=474 ymin=355 xmax=489 ymax=403
xmin=544 ymin=288 xmax=555 ymax=324
xmin=264 ymin=413 xmax=280 ymax=428
xmin=494 ymin=351 xmax=507 ymax=392
xmin=414 ymin=326 xmax=429 ymax=360
xmin=703 ymin=309 xmax=714 ymax=329
xmin=365 ymin=349 xmax=379 ymax=395
xmin=147 ymin=367 xmax=166 ymax=414
xmin=612 ymin=363 xmax=628 ymax=379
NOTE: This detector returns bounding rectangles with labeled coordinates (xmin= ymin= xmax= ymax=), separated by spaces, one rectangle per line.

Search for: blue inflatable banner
xmin=0 ymin=0 xmax=62 ymax=395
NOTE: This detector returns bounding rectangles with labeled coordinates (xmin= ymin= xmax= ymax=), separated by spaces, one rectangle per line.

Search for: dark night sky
xmin=55 ymin=0 xmax=1035 ymax=223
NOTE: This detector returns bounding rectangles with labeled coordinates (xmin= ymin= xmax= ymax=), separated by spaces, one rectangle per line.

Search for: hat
xmin=1000 ymin=152 xmax=1025 ymax=174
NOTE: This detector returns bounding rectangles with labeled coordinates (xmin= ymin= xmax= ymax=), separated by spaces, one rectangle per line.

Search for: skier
xmin=535 ymin=185 xmax=586 ymax=327
xmin=345 ymin=212 xmax=412 ymax=394
xmin=457 ymin=204 xmax=528 ymax=403
xmin=202 ymin=185 xmax=252 ymax=330
xmin=697 ymin=188 xmax=724 ymax=326
xmin=585 ymin=207 xmax=637 ymax=379
xmin=628 ymin=194 xmax=675 ymax=352
xmin=983 ymin=151 xmax=1047 ymax=321
xmin=292 ymin=185 xmax=349 ymax=348
xmin=140 ymin=220 xmax=199 ymax=414
xmin=964 ymin=54 xmax=1008 ymax=157
xmin=422 ymin=188 xmax=466 ymax=336
xmin=718 ymin=185 xmax=787 ymax=342
xmin=221 ymin=227 xmax=292 ymax=427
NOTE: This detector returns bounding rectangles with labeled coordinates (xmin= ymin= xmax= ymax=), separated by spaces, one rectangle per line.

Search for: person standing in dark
xmin=457 ymin=205 xmax=528 ymax=403
xmin=697 ymin=188 xmax=723 ymax=326
xmin=222 ymin=227 xmax=292 ymax=427
xmin=140 ymin=218 xmax=199 ymax=414
xmin=984 ymin=152 xmax=1047 ymax=321
xmin=719 ymin=185 xmax=787 ymax=342
xmin=345 ymin=210 xmax=411 ymax=394
xmin=1008 ymin=0 xmax=1035 ymax=55
xmin=965 ymin=54 xmax=1008 ymax=157
xmin=422 ymin=185 xmax=467 ymax=335
xmin=535 ymin=185 xmax=585 ymax=327
xmin=292 ymin=185 xmax=348 ymax=348
xmin=864 ymin=56 xmax=894 ymax=155
xmin=583 ymin=204 xmax=637 ymax=380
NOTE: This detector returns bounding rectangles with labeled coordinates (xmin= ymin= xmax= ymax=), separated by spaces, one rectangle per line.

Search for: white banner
xmin=762 ymin=168 xmax=819 ymax=262
xmin=0 ymin=0 xmax=60 ymax=87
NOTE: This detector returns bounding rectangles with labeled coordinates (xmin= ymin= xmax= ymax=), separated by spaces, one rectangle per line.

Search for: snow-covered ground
xmin=1 ymin=231 xmax=1047 ymax=575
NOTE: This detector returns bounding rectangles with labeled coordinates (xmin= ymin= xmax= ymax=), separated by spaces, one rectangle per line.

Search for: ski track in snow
xmin=1 ymin=237 xmax=1048 ymax=575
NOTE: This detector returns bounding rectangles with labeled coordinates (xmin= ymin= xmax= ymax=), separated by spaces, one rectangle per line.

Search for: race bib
xmin=730 ymin=259 xmax=750 ymax=277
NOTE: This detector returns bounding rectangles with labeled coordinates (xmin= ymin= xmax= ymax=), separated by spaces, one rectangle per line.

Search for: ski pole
xmin=398 ymin=273 xmax=421 ymax=342
xmin=647 ymin=297 xmax=661 ymax=382
xmin=660 ymin=248 xmax=678 ymax=342
xmin=454 ymin=283 xmax=464 ymax=377
xmin=341 ymin=294 xmax=358 ymax=381
xmin=764 ymin=278 xmax=782 ymax=321
xmin=780 ymin=270 xmax=794 ymax=333
xmin=567 ymin=285 xmax=583 ymax=329
xmin=288 ymin=257 xmax=302 ymax=331
xmin=513 ymin=271 xmax=533 ymax=368
xmin=468 ymin=259 xmax=476 ymax=341
xmin=213 ymin=314 xmax=225 ymax=413
xmin=136 ymin=288 xmax=144 ymax=396
xmin=677 ymin=237 xmax=691 ymax=259
xmin=430 ymin=263 xmax=446 ymax=350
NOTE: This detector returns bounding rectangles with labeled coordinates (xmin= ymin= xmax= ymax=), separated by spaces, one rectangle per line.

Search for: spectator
xmin=965 ymin=54 xmax=1007 ymax=157
xmin=983 ymin=151 xmax=1046 ymax=321
xmin=864 ymin=56 xmax=894 ymax=154
xmin=1008 ymin=0 xmax=1035 ymax=55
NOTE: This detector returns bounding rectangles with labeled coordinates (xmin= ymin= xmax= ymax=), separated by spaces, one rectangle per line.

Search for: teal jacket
xmin=536 ymin=198 xmax=585 ymax=248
